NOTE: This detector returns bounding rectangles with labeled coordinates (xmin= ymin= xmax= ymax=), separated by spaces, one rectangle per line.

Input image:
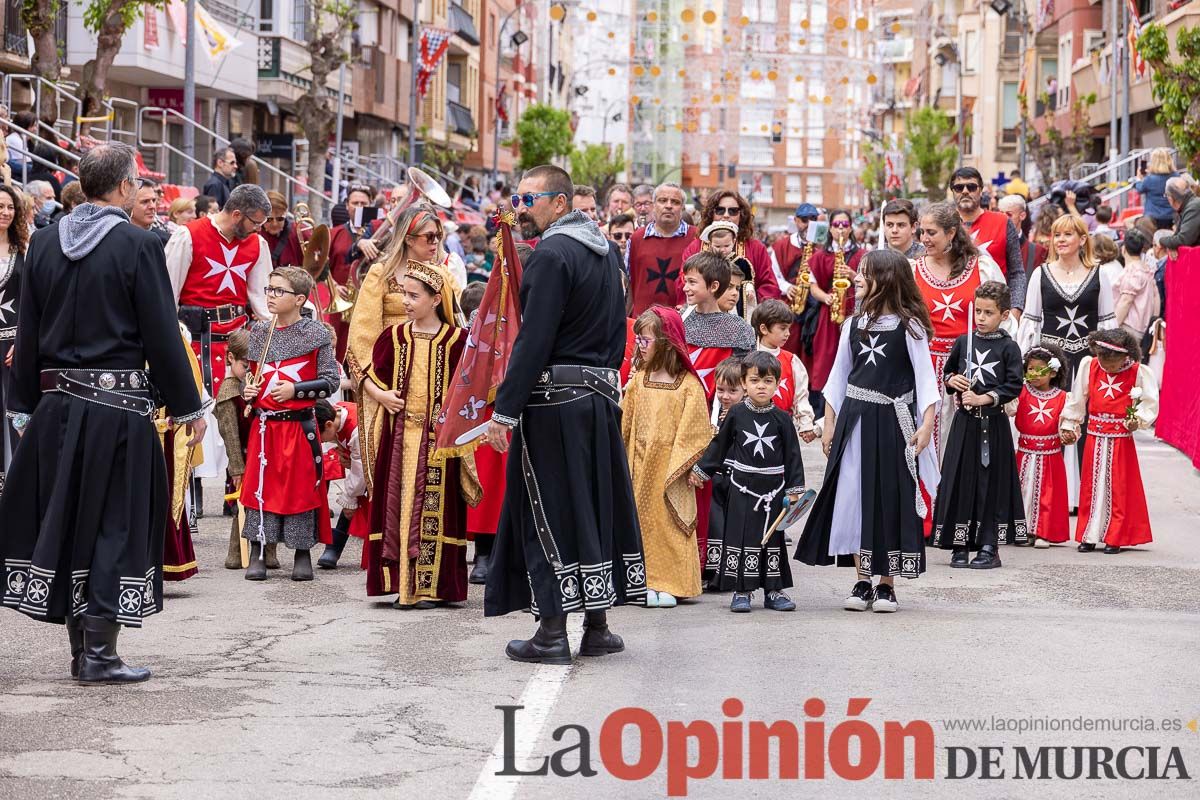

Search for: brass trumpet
xmin=789 ymin=242 xmax=814 ymax=314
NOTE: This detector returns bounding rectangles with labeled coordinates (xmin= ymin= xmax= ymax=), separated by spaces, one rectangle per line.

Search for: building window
xmin=786 ymin=174 xmax=803 ymax=204
xmin=738 ymin=136 xmax=774 ymax=167
xmin=1057 ymin=34 xmax=1072 ymax=107
xmin=446 ymin=61 xmax=462 ymax=104
xmin=807 ymin=139 xmax=823 ymax=167
xmin=260 ymin=0 xmax=274 ymax=32
xmin=1001 ymin=81 xmax=1020 ymax=136
xmin=700 ymin=152 xmax=711 ymax=176
xmin=786 ymin=138 xmax=802 ymax=165
xmin=1003 ymin=15 xmax=1021 ymax=56
xmin=805 ymin=176 xmax=822 ymax=205
xmin=290 ymin=0 xmax=309 ymax=40
xmin=962 ymin=29 xmax=978 ymax=75
xmin=741 ymin=64 xmax=774 ymax=100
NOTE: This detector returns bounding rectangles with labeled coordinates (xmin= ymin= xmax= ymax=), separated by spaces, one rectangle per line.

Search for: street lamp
xmin=510 ymin=30 xmax=529 ymax=47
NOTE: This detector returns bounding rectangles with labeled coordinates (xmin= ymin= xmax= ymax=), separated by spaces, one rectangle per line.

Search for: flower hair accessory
xmin=1048 ymin=357 xmax=1062 ymax=371
xmin=1093 ymin=340 xmax=1129 ymax=355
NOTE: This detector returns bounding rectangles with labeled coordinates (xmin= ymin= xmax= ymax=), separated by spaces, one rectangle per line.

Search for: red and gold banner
xmin=434 ymin=210 xmax=524 ymax=458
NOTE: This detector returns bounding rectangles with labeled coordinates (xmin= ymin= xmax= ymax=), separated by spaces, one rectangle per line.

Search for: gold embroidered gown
xmin=620 ymin=372 xmax=713 ymax=598
xmin=364 ymin=323 xmax=480 ymax=602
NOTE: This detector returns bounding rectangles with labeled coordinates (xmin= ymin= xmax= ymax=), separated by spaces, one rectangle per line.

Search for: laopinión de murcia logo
xmin=495 ymin=699 xmax=1193 ymax=795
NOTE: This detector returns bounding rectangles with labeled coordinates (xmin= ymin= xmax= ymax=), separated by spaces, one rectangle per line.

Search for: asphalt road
xmin=1 ymin=433 xmax=1198 ymax=799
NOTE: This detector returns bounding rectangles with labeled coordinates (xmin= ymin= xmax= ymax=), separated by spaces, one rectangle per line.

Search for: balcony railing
xmin=449 ymin=3 xmax=480 ymax=46
xmin=205 ymin=0 xmax=256 ymax=30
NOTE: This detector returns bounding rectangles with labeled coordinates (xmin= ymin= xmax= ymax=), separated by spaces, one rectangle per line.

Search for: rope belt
xmin=846 ymin=384 xmax=926 ymax=518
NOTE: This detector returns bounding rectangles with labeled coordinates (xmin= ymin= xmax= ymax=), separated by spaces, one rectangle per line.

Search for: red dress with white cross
xmin=1015 ymin=385 xmax=1070 ymax=543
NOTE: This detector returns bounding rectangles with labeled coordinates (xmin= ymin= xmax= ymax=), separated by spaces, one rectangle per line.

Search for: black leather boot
xmin=579 ymin=610 xmax=624 ymax=657
xmin=292 ymin=549 xmax=314 ymax=581
xmin=317 ymin=529 xmax=349 ymax=569
xmin=245 ymin=541 xmax=268 ymax=581
xmin=67 ymin=615 xmax=84 ymax=679
xmin=505 ymin=615 xmax=571 ymax=665
xmin=77 ymin=615 xmax=151 ymax=684
xmin=469 ymin=536 xmax=493 ymax=585
xmin=968 ymin=545 xmax=1002 ymax=569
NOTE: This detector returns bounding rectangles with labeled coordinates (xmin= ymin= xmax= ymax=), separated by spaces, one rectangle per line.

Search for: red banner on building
xmin=417 ymin=28 xmax=454 ymax=99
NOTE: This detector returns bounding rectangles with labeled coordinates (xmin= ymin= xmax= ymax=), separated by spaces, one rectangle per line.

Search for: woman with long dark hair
xmin=677 ymin=190 xmax=781 ymax=304
xmin=0 ymin=183 xmax=27 ymax=487
xmin=913 ymin=201 xmax=1005 ymax=456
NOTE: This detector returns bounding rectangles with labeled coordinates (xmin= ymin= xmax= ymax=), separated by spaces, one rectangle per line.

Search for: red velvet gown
xmin=1015 ymin=385 xmax=1070 ymax=543
xmin=807 ymin=246 xmax=864 ymax=391
xmin=1074 ymin=360 xmax=1153 ymax=547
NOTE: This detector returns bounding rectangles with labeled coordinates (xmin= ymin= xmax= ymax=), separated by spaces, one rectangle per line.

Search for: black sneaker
xmin=950 ymin=547 xmax=970 ymax=568
xmin=730 ymin=593 xmax=753 ymax=613
xmin=872 ymin=584 xmax=899 ymax=613
xmin=764 ymin=590 xmax=796 ymax=612
xmin=843 ymin=580 xmax=874 ymax=612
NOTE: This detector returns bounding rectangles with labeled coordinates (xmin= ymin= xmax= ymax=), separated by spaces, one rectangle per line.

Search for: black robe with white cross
xmin=931 ymin=329 xmax=1027 ymax=550
xmin=695 ymin=400 xmax=805 ymax=593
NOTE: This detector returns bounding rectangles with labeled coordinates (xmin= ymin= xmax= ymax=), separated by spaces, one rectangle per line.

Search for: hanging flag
xmin=433 ymin=209 xmax=525 ymax=458
xmin=166 ymin=0 xmax=188 ymax=45
xmin=144 ymin=10 xmax=161 ymax=50
xmin=417 ymin=28 xmax=454 ymax=98
xmin=496 ymin=83 xmax=510 ymax=125
xmin=194 ymin=3 xmax=243 ymax=62
xmin=1037 ymin=0 xmax=1054 ymax=31
xmin=1125 ymin=0 xmax=1147 ymax=77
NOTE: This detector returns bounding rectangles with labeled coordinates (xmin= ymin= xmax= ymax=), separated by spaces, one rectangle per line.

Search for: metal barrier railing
xmin=136 ymin=106 xmax=331 ymax=205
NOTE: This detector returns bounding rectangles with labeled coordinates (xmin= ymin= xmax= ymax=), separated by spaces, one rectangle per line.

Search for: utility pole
xmin=182 ymin=0 xmax=196 ymax=187
xmin=331 ymin=62 xmax=346 ymax=203
xmin=1120 ymin=0 xmax=1131 ymax=173
xmin=1017 ymin=2 xmax=1027 ymax=178
xmin=408 ymin=0 xmax=421 ymax=168
xmin=1108 ymin=0 xmax=1119 ymax=179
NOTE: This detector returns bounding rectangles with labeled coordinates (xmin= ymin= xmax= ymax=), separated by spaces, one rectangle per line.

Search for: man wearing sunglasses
xmin=950 ymin=167 xmax=1027 ymax=311
xmin=605 ymin=213 xmax=636 ymax=260
xmin=483 ymin=164 xmax=646 ymax=665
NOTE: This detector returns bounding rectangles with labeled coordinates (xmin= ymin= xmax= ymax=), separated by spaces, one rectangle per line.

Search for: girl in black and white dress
xmin=795 ymin=250 xmax=940 ymax=613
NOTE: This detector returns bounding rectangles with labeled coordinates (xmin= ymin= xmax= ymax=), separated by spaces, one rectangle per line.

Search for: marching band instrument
xmin=789 ymin=242 xmax=814 ymax=314
xmin=243 ymin=314 xmax=279 ymax=418
xmin=348 ymin=167 xmax=452 ymax=284
xmin=829 ymin=237 xmax=852 ymax=325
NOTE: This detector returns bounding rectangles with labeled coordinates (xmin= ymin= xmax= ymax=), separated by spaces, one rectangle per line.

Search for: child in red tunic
xmin=241 ymin=268 xmax=340 ymax=581
xmin=314 ymin=399 xmax=370 ymax=569
xmin=1061 ymin=329 xmax=1159 ymax=554
xmin=1013 ymin=344 xmax=1072 ymax=547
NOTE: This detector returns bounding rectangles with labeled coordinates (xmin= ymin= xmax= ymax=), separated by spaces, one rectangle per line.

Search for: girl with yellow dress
xmin=361 ymin=260 xmax=479 ymax=608
xmin=620 ymin=306 xmax=714 ymax=607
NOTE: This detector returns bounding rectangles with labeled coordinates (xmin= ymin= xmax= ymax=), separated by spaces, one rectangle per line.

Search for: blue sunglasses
xmin=511 ymin=192 xmax=564 ymax=209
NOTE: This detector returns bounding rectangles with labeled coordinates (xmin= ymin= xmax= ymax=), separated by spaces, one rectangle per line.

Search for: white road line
xmin=467 ymin=616 xmax=584 ymax=800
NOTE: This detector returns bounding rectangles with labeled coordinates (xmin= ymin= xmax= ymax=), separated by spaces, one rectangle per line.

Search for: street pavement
xmin=1 ymin=433 xmax=1198 ymax=799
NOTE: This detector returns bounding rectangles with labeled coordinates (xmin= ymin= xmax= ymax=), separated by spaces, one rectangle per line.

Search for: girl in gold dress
xmin=621 ymin=306 xmax=714 ymax=607
xmin=361 ymin=260 xmax=479 ymax=608
xmin=347 ymin=205 xmax=446 ymax=491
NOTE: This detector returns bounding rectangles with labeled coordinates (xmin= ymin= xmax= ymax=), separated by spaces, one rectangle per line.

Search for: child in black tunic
xmin=703 ymin=357 xmax=747 ymax=587
xmin=691 ymin=352 xmax=806 ymax=613
xmin=932 ymin=281 xmax=1026 ymax=569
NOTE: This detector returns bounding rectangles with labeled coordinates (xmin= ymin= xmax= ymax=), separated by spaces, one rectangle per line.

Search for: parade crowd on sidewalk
xmin=0 ymin=140 xmax=1196 ymax=679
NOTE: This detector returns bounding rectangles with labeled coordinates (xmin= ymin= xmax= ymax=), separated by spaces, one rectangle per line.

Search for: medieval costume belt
xmin=528 ymin=365 xmax=621 ymax=407
xmin=253 ymin=407 xmax=324 ymax=486
xmin=845 ymin=384 xmax=926 ymax=517
xmin=1019 ymin=433 xmax=1064 ymax=454
xmin=40 ymin=368 xmax=156 ymax=416
xmin=1087 ymin=412 xmax=1133 ymax=439
xmin=178 ymin=304 xmax=246 ymax=332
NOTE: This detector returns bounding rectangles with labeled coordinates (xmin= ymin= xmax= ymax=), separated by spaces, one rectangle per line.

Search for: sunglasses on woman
xmin=831 ymin=220 xmax=852 ymax=229
xmin=510 ymin=192 xmax=563 ymax=209
xmin=406 ymin=231 xmax=443 ymax=245
xmin=713 ymin=206 xmax=740 ymax=216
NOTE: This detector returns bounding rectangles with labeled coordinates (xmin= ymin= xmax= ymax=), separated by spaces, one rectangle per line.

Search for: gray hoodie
xmin=540 ymin=210 xmax=610 ymax=256
xmin=58 ymin=203 xmax=131 ymax=260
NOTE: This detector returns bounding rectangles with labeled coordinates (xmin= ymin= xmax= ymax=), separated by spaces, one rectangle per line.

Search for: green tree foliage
xmin=903 ymin=107 xmax=958 ymax=200
xmin=513 ymin=105 xmax=573 ymax=171
xmin=1139 ymin=22 xmax=1200 ymax=174
xmin=569 ymin=143 xmax=628 ymax=200
xmin=78 ymin=0 xmax=169 ymax=115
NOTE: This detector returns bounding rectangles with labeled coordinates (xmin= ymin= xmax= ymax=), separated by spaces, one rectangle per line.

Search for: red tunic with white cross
xmin=771 ymin=348 xmax=796 ymax=414
xmin=239 ymin=351 xmax=324 ymax=515
xmin=179 ymin=216 xmax=262 ymax=396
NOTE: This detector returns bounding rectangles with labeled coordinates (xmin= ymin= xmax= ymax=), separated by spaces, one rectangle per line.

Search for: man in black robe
xmin=0 ymin=142 xmax=207 ymax=684
xmin=483 ymin=164 xmax=646 ymax=664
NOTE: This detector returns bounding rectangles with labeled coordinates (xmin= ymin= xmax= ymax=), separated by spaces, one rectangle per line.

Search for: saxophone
xmin=829 ymin=244 xmax=852 ymax=325
xmin=789 ymin=242 xmax=814 ymax=313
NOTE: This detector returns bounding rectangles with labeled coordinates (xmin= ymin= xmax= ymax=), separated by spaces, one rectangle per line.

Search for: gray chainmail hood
xmin=58 ymin=203 xmax=131 ymax=260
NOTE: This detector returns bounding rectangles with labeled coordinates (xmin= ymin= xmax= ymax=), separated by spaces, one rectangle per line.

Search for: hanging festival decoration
xmin=416 ymin=28 xmax=454 ymax=99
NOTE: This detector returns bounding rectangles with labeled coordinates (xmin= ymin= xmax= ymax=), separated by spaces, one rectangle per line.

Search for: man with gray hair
xmin=165 ymin=182 xmax=272 ymax=486
xmin=624 ymin=181 xmax=698 ymax=315
xmin=0 ymin=141 xmax=207 ymax=682
xmin=1159 ymin=176 xmax=1199 ymax=253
